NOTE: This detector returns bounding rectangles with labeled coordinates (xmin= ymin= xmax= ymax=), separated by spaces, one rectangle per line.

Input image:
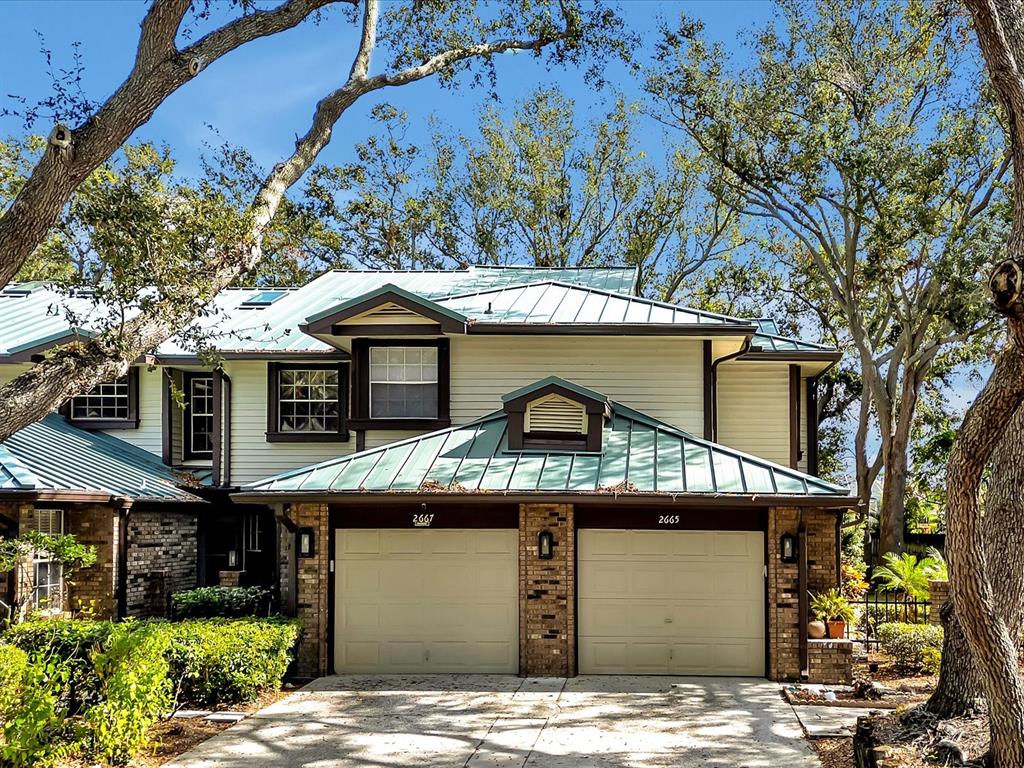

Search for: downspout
xmin=708 ymin=336 xmax=754 ymax=442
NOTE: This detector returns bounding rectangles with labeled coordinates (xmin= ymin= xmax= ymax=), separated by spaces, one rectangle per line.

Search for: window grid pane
xmin=278 ymin=369 xmax=340 ymax=432
xmin=70 ymin=376 xmax=130 ymax=420
xmin=32 ymin=510 xmax=64 ymax=610
xmin=369 ymin=347 xmax=438 ymax=419
xmin=189 ymin=377 xmax=214 ymax=455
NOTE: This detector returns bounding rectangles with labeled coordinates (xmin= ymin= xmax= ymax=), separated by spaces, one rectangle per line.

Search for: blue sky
xmin=0 ymin=1 xmax=773 ymax=179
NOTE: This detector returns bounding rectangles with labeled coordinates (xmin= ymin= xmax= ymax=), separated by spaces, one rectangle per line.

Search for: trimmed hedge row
xmin=0 ymin=617 xmax=301 ymax=767
xmin=171 ymin=586 xmax=275 ymax=619
xmin=877 ymin=622 xmax=943 ymax=673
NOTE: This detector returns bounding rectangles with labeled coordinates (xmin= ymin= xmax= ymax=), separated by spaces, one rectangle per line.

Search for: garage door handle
xmin=664 ymin=618 xmax=673 ymax=624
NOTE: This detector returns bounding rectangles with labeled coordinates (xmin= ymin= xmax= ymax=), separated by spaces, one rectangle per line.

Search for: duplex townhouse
xmin=0 ymin=265 xmax=856 ymax=682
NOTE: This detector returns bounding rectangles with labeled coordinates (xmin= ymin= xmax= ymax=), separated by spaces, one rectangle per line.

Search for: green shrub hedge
xmin=0 ymin=617 xmax=301 ymax=766
xmin=877 ymin=622 xmax=943 ymax=673
xmin=166 ymin=618 xmax=302 ymax=705
xmin=171 ymin=586 xmax=275 ymax=619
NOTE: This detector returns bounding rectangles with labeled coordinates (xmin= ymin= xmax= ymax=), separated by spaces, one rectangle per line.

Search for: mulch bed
xmin=862 ymin=707 xmax=989 ymax=768
xmin=128 ymin=687 xmax=292 ymax=768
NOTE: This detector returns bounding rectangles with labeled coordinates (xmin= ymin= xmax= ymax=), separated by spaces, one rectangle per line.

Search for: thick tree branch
xmin=0 ymin=0 xmax=348 ymax=289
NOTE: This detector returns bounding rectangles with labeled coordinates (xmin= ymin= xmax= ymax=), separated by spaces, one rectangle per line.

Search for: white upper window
xmin=70 ymin=376 xmax=129 ymax=421
xmin=369 ymin=347 xmax=438 ymax=419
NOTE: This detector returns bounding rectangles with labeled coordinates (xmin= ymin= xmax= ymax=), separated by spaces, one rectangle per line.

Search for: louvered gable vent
xmin=525 ymin=394 xmax=587 ymax=434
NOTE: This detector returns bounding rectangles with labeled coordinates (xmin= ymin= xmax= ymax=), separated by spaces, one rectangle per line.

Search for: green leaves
xmin=872 ymin=551 xmax=946 ymax=601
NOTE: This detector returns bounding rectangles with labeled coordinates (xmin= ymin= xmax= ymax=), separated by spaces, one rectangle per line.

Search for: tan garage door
xmin=334 ymin=528 xmax=518 ymax=673
xmin=578 ymin=529 xmax=765 ymax=676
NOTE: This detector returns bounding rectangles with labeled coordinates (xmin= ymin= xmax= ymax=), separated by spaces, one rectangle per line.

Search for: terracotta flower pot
xmin=808 ymin=621 xmax=826 ymax=639
xmin=826 ymin=620 xmax=847 ymax=639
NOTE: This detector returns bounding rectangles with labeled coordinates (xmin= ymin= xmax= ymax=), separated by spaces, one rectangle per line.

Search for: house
xmin=0 ymin=266 xmax=856 ymax=682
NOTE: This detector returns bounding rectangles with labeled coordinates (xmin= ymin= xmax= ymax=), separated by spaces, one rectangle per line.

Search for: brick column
xmin=519 ymin=503 xmax=575 ymax=677
xmin=67 ymin=505 xmax=119 ymax=618
xmin=767 ymin=507 xmax=840 ymax=681
xmin=291 ymin=503 xmax=329 ymax=677
xmin=929 ymin=580 xmax=949 ymax=626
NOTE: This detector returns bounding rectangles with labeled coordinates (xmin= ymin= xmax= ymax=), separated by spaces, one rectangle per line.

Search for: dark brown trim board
xmin=222 ymin=372 xmax=233 ymax=487
xmin=350 ymin=338 xmax=450 ymax=431
xmin=331 ymin=503 xmax=519 ymax=528
xmin=703 ymin=341 xmax=713 ymax=440
xmin=789 ymin=364 xmax=801 ymax=470
xmin=329 ymin=323 xmax=445 ymax=337
xmin=266 ymin=361 xmax=350 ymax=443
xmin=798 ymin=511 xmax=809 ymax=677
xmin=807 ymin=377 xmax=819 ymax=476
xmin=212 ymin=372 xmax=221 ymax=483
xmin=161 ymin=367 xmax=173 ymax=465
xmin=575 ymin=505 xmax=766 ymax=531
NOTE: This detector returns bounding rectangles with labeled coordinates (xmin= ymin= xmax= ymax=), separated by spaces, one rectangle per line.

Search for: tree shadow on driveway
xmin=163 ymin=675 xmax=818 ymax=768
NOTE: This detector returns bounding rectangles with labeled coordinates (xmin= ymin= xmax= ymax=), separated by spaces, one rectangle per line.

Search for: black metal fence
xmin=845 ymin=591 xmax=931 ymax=651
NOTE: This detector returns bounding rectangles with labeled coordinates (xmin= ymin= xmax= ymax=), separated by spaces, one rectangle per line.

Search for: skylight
xmin=241 ymin=290 xmax=288 ymax=308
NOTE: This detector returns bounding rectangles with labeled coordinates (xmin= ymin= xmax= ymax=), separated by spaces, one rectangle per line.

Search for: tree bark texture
xmin=0 ymin=0 xmax=570 ymax=442
xmin=0 ymin=0 xmax=343 ymax=288
xmin=948 ymin=1 xmax=1024 ymax=762
xmin=928 ymin=406 xmax=1024 ymax=718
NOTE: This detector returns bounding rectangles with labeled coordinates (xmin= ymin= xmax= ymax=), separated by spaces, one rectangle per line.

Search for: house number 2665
xmin=412 ymin=513 xmax=434 ymax=527
xmin=658 ymin=515 xmax=680 ymax=525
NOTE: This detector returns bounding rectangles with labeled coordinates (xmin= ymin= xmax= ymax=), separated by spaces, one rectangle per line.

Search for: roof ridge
xmin=434 ymin=280 xmax=758 ymax=325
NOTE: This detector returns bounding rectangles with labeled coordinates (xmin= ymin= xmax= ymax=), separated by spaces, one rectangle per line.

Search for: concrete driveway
xmin=164 ymin=675 xmax=818 ymax=768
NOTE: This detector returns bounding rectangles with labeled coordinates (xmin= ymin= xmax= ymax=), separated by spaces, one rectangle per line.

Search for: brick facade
xmin=287 ymin=501 xmax=845 ymax=682
xmin=289 ymin=503 xmax=329 ymax=677
xmin=929 ymin=580 xmax=949 ymax=626
xmin=807 ymin=639 xmax=853 ymax=684
xmin=7 ymin=503 xmax=198 ymax=621
xmin=124 ymin=511 xmax=197 ymax=618
xmin=766 ymin=506 xmax=844 ymax=682
xmin=519 ymin=503 xmax=576 ymax=677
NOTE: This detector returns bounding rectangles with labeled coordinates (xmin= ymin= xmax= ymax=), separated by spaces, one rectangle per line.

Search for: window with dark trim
xmin=350 ymin=339 xmax=450 ymax=430
xmin=183 ymin=373 xmax=214 ymax=460
xmin=65 ymin=367 xmax=139 ymax=429
xmin=266 ymin=362 xmax=349 ymax=442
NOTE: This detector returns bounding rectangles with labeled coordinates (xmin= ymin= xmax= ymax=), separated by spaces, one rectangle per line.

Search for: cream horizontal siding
xmin=0 ymin=363 xmax=30 ymax=387
xmin=716 ymin=361 xmax=791 ymax=468
xmin=448 ymin=337 xmax=704 ymax=435
xmin=223 ymin=360 xmax=356 ymax=486
xmin=101 ymin=365 xmax=163 ymax=458
xmin=0 ymin=362 xmax=163 ymax=457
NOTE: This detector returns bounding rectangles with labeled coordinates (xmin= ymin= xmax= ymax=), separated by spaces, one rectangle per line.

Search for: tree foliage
xmin=648 ymin=0 xmax=1007 ymax=553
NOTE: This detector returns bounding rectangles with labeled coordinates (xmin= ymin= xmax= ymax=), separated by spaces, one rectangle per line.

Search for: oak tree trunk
xmin=928 ymin=406 xmax=1024 ymax=720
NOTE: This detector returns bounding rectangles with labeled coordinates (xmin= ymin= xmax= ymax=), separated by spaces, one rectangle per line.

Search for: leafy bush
xmin=0 ymin=643 xmax=29 ymax=719
xmin=0 ymin=650 xmax=73 ymax=768
xmin=171 ymin=586 xmax=275 ymax=619
xmin=166 ymin=618 xmax=301 ymax=705
xmin=877 ymin=622 xmax=944 ymax=672
xmin=4 ymin=619 xmax=114 ymax=712
xmin=0 ymin=616 xmax=300 ymax=765
xmin=873 ymin=552 xmax=945 ymax=601
xmin=83 ymin=623 xmax=171 ymax=764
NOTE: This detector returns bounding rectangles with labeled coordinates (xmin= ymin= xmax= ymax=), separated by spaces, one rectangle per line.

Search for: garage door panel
xmin=335 ymin=528 xmax=518 ymax=673
xmin=579 ymin=529 xmax=765 ymax=676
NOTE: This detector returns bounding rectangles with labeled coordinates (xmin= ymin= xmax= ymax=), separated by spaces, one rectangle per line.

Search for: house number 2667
xmin=412 ymin=513 xmax=434 ymax=527
xmin=658 ymin=515 xmax=680 ymax=525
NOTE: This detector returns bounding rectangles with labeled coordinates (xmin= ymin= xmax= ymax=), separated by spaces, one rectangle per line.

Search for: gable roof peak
xmin=501 ymin=376 xmax=608 ymax=405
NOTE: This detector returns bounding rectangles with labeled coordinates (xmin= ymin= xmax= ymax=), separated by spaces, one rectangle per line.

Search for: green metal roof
xmin=244 ymin=396 xmax=849 ymax=499
xmin=303 ymin=283 xmax=470 ymax=327
xmin=0 ymin=415 xmax=204 ymax=502
xmin=501 ymin=376 xmax=608 ymax=404
xmin=0 ymin=266 xmax=837 ymax=359
xmin=435 ymin=281 xmax=744 ymax=326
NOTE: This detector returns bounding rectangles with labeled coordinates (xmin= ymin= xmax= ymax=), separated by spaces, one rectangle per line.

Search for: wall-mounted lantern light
xmin=227 ymin=549 xmax=238 ymax=568
xmin=780 ymin=533 xmax=798 ymax=564
xmin=298 ymin=527 xmax=315 ymax=558
xmin=538 ymin=530 xmax=554 ymax=560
